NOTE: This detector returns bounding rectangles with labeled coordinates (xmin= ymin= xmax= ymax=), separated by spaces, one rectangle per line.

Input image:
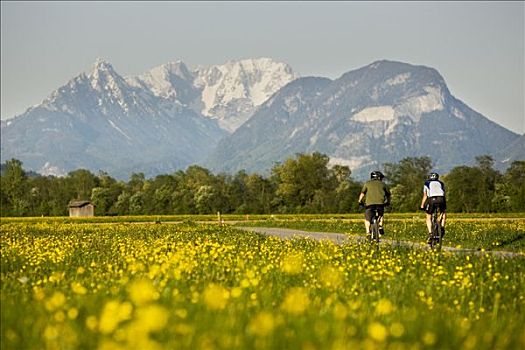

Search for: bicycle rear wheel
xmin=370 ymin=217 xmax=380 ymax=243
xmin=430 ymin=212 xmax=441 ymax=249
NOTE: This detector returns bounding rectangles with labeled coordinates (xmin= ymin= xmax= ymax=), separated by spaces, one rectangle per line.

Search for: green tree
xmin=475 ymin=155 xmax=501 ymax=212
xmin=271 ymin=152 xmax=339 ymax=213
xmin=1 ymin=159 xmax=29 ymax=215
xmin=444 ymin=166 xmax=483 ymax=212
xmin=383 ymin=157 xmax=432 ymax=211
xmin=501 ymin=161 xmax=525 ymax=211
xmin=446 ymin=156 xmax=503 ymax=213
xmin=90 ymin=171 xmax=123 ymax=215
xmin=114 ymin=191 xmax=132 ymax=215
xmin=68 ymin=169 xmax=98 ymax=200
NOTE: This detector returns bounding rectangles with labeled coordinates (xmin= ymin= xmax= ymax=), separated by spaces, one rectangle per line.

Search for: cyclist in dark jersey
xmin=420 ymin=172 xmax=447 ymax=240
xmin=358 ymin=171 xmax=391 ymax=236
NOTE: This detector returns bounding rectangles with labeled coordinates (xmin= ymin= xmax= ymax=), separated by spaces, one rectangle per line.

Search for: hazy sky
xmin=1 ymin=1 xmax=524 ymax=134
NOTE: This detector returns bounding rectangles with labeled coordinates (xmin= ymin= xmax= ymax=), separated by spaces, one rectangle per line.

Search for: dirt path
xmin=236 ymin=226 xmax=524 ymax=258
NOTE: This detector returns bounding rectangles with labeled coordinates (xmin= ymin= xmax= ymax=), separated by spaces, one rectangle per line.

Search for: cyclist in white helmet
xmin=420 ymin=172 xmax=446 ymax=241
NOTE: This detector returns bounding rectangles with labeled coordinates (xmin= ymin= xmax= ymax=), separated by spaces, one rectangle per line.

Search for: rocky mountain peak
xmin=89 ymin=58 xmax=126 ymax=92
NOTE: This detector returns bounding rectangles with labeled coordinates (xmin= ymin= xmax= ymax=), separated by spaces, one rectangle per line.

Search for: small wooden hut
xmin=68 ymin=200 xmax=95 ymax=217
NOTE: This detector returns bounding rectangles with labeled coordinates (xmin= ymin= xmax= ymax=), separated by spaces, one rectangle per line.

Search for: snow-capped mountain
xmin=1 ymin=59 xmax=227 ymax=178
xmin=205 ymin=60 xmax=520 ymax=178
xmin=128 ymin=58 xmax=298 ymax=132
xmin=2 ymin=58 xmax=520 ymax=180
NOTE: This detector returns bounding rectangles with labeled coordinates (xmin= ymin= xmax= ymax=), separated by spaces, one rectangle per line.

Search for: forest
xmin=1 ymin=153 xmax=524 ymax=216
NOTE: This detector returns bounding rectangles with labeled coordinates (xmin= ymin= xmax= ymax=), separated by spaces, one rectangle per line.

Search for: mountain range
xmin=1 ymin=58 xmax=522 ymax=179
xmin=1 ymin=58 xmax=296 ymax=178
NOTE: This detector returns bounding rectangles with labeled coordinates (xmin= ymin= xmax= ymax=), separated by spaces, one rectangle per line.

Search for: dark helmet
xmin=371 ymin=171 xmax=384 ymax=180
xmin=429 ymin=172 xmax=439 ymax=181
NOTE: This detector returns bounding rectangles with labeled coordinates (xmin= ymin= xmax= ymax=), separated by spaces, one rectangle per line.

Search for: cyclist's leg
xmin=425 ymin=198 xmax=434 ymax=234
xmin=437 ymin=197 xmax=446 ymax=237
xmin=439 ymin=210 xmax=446 ymax=237
xmin=440 ymin=199 xmax=447 ymax=228
xmin=364 ymin=207 xmax=372 ymax=234
xmin=425 ymin=213 xmax=432 ymax=234
xmin=378 ymin=206 xmax=385 ymax=235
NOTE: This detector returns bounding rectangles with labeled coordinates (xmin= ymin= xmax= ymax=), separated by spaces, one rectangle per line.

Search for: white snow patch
xmin=394 ymin=86 xmax=444 ymax=122
xmin=195 ymin=58 xmax=297 ymax=117
xmin=452 ymin=107 xmax=465 ymax=120
xmin=385 ymin=73 xmax=410 ymax=86
xmin=384 ymin=119 xmax=398 ymax=135
xmin=108 ymin=120 xmax=132 ymax=140
xmin=40 ymin=162 xmax=66 ymax=177
xmin=289 ymin=127 xmax=301 ymax=139
xmin=310 ymin=132 xmax=319 ymax=145
xmin=353 ymin=106 xmax=395 ymax=122
xmin=329 ymin=156 xmax=371 ymax=170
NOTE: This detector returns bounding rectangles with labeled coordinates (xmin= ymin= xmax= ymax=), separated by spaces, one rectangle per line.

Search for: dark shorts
xmin=425 ymin=196 xmax=446 ymax=214
xmin=365 ymin=205 xmax=384 ymax=222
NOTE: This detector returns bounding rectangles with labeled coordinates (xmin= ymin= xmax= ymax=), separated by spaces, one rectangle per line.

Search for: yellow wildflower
xmin=368 ymin=322 xmax=388 ymax=342
xmin=390 ymin=322 xmax=405 ymax=338
xmin=135 ymin=304 xmax=169 ymax=332
xmin=45 ymin=291 xmax=66 ymax=311
xmin=71 ymin=282 xmax=87 ymax=295
xmin=248 ymin=311 xmax=275 ymax=336
xmin=98 ymin=300 xmax=133 ymax=334
xmin=128 ymin=279 xmax=158 ymax=305
xmin=375 ymin=298 xmax=394 ymax=315
xmin=281 ymin=287 xmax=310 ymax=315
xmin=203 ymin=284 xmax=230 ymax=310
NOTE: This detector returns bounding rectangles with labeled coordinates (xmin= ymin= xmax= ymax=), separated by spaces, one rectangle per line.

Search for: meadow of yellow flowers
xmin=1 ymin=220 xmax=524 ymax=349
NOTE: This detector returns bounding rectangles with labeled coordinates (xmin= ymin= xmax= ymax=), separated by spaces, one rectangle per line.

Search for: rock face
xmin=206 ymin=60 xmax=519 ymax=178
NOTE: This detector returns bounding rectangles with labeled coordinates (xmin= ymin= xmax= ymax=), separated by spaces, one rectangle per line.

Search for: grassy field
xmin=1 ymin=218 xmax=524 ymax=349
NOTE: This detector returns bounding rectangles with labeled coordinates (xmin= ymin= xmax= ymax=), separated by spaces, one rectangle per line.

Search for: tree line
xmin=1 ymin=153 xmax=523 ymax=216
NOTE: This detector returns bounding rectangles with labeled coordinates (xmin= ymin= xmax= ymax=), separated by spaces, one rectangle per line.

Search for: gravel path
xmin=236 ymin=226 xmax=524 ymax=258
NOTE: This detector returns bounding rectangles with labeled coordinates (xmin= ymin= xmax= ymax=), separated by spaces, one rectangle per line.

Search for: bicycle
xmin=367 ymin=206 xmax=383 ymax=244
xmin=428 ymin=206 xmax=444 ymax=250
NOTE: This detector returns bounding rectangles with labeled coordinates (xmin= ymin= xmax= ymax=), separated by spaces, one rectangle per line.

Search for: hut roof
xmin=68 ymin=200 xmax=93 ymax=208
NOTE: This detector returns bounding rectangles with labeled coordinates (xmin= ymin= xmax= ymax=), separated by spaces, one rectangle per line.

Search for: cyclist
xmin=420 ymin=172 xmax=446 ymax=242
xmin=358 ymin=171 xmax=391 ymax=237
